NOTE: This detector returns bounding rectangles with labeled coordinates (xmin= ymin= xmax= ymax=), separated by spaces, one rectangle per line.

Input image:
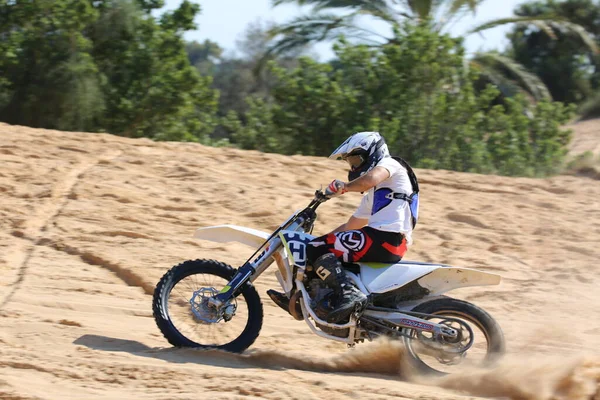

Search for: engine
xmin=306 ymin=279 xmax=349 ymax=338
xmin=307 ymin=279 xmax=335 ymax=320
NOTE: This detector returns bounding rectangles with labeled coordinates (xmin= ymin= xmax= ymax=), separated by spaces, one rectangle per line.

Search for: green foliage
xmin=206 ymin=21 xmax=281 ymax=120
xmin=0 ymin=0 xmax=103 ymax=131
xmin=230 ymin=24 xmax=575 ymax=176
xmin=578 ymin=91 xmax=600 ymax=119
xmin=269 ymin=0 xmax=598 ymax=107
xmin=0 ymin=0 xmax=218 ymax=141
xmin=565 ymin=150 xmax=600 ymax=179
xmin=0 ymin=0 xmax=577 ymax=178
xmin=186 ymin=19 xmax=307 ymax=139
xmin=88 ymin=0 xmax=218 ymax=140
xmin=470 ymin=52 xmax=552 ymax=102
xmin=506 ymin=0 xmax=600 ymax=104
xmin=186 ymin=40 xmax=223 ymax=75
xmin=483 ymin=97 xmax=575 ymax=176
xmin=266 ymin=0 xmax=484 ymax=56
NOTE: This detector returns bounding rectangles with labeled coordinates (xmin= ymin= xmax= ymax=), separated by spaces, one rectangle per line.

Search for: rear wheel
xmin=152 ymin=259 xmax=263 ymax=353
xmin=403 ymin=297 xmax=505 ymax=375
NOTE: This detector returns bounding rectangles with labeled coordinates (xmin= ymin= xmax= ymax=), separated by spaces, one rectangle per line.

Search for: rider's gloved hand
xmin=325 ymin=179 xmax=348 ymax=198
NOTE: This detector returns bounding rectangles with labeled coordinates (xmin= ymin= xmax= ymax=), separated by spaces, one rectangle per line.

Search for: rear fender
xmin=360 ymin=261 xmax=501 ymax=296
xmin=417 ymin=267 xmax=501 ymax=296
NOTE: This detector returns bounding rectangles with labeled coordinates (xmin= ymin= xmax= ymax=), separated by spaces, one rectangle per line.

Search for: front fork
xmin=208 ymin=262 xmax=255 ymax=309
xmin=209 ymin=236 xmax=284 ymax=311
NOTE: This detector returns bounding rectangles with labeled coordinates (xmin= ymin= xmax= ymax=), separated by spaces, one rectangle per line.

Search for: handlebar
xmin=223 ymin=190 xmax=331 ymax=300
xmin=306 ymin=189 xmax=330 ymax=211
xmin=297 ymin=190 xmax=330 ymax=234
xmin=238 ymin=189 xmax=329 ymax=271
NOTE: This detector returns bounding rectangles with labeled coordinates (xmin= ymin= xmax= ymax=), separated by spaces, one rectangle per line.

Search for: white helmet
xmin=329 ymin=132 xmax=390 ymax=181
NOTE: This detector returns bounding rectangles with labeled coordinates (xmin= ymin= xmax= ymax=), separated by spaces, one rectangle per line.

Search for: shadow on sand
xmin=73 ymin=334 xmax=408 ymax=378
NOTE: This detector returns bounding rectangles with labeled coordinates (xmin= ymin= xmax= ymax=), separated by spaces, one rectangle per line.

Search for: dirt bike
xmin=152 ymin=190 xmax=505 ymax=375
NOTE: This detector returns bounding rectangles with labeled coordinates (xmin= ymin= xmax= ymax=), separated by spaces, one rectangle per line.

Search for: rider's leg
xmin=267 ymin=233 xmax=335 ymax=315
xmin=266 ymin=290 xmax=291 ymax=312
xmin=311 ymin=252 xmax=367 ymax=323
xmin=268 ymin=227 xmax=407 ymax=320
xmin=306 ymin=227 xmax=408 ymax=322
xmin=266 ymin=233 xmax=333 ymax=315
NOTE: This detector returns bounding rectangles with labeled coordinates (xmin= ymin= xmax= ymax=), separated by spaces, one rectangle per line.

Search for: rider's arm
xmin=344 ymin=166 xmax=390 ymax=193
xmin=330 ymin=216 xmax=369 ymax=234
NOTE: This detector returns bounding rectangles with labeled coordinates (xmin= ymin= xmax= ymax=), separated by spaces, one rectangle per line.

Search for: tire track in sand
xmin=0 ymin=151 xmax=124 ymax=309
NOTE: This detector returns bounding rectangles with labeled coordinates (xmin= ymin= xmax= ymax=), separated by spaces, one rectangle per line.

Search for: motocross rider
xmin=268 ymin=132 xmax=415 ymax=323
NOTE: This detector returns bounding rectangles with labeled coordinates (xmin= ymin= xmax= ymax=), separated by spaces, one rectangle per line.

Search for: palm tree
xmin=267 ymin=0 xmax=598 ymax=101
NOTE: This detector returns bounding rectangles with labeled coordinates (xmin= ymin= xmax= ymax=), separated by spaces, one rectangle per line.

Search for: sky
xmin=163 ymin=0 xmax=528 ymax=60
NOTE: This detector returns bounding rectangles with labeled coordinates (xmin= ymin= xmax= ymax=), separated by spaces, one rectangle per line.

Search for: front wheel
xmin=403 ymin=297 xmax=505 ymax=376
xmin=152 ymin=259 xmax=263 ymax=353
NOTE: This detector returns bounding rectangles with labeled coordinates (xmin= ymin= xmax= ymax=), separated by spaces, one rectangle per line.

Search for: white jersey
xmin=352 ymin=157 xmax=414 ymax=243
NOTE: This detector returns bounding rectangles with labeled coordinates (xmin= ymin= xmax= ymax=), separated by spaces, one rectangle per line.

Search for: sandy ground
xmin=1 ymin=121 xmax=599 ymax=400
xmin=569 ymin=119 xmax=600 ymax=156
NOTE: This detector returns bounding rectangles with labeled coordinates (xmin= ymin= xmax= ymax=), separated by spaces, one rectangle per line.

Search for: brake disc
xmin=416 ymin=317 xmax=474 ymax=359
xmin=190 ymin=287 xmax=237 ymax=324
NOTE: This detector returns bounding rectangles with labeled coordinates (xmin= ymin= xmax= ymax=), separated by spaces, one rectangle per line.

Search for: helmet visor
xmin=343 ymin=154 xmax=364 ymax=169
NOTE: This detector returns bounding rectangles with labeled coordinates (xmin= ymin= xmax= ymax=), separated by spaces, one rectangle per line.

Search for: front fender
xmin=193 ymin=225 xmax=270 ymax=248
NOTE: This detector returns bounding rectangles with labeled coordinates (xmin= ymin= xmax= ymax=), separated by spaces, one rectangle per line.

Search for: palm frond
xmin=268 ymin=13 xmax=356 ymax=40
xmin=525 ymin=20 xmax=557 ymax=39
xmin=259 ymin=12 xmax=384 ymax=71
xmin=314 ymin=0 xmax=397 ymax=22
xmin=272 ymin=0 xmax=390 ymax=12
xmin=469 ymin=16 xmax=598 ymax=55
xmin=310 ymin=0 xmax=390 ymax=11
xmin=468 ymin=15 xmax=558 ymax=35
xmin=545 ymin=20 xmax=599 ymax=54
xmin=447 ymin=0 xmax=484 ymax=16
xmin=433 ymin=0 xmax=485 ymax=31
xmin=273 ymin=0 xmax=398 ymax=23
xmin=268 ymin=12 xmax=391 ymax=42
xmin=272 ymin=0 xmax=314 ymax=6
xmin=472 ymin=53 xmax=552 ymax=101
xmin=409 ymin=0 xmax=483 ymax=24
xmin=407 ymin=0 xmax=433 ymax=20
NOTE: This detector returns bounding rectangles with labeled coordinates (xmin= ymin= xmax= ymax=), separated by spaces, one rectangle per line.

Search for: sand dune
xmin=569 ymin=119 xmax=600 ymax=156
xmin=1 ymin=122 xmax=599 ymax=399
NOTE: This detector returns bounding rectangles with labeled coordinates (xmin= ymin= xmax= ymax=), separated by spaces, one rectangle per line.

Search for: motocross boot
xmin=267 ymin=290 xmax=302 ymax=317
xmin=267 ymin=290 xmax=290 ymax=314
xmin=313 ymin=253 xmax=368 ymax=323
